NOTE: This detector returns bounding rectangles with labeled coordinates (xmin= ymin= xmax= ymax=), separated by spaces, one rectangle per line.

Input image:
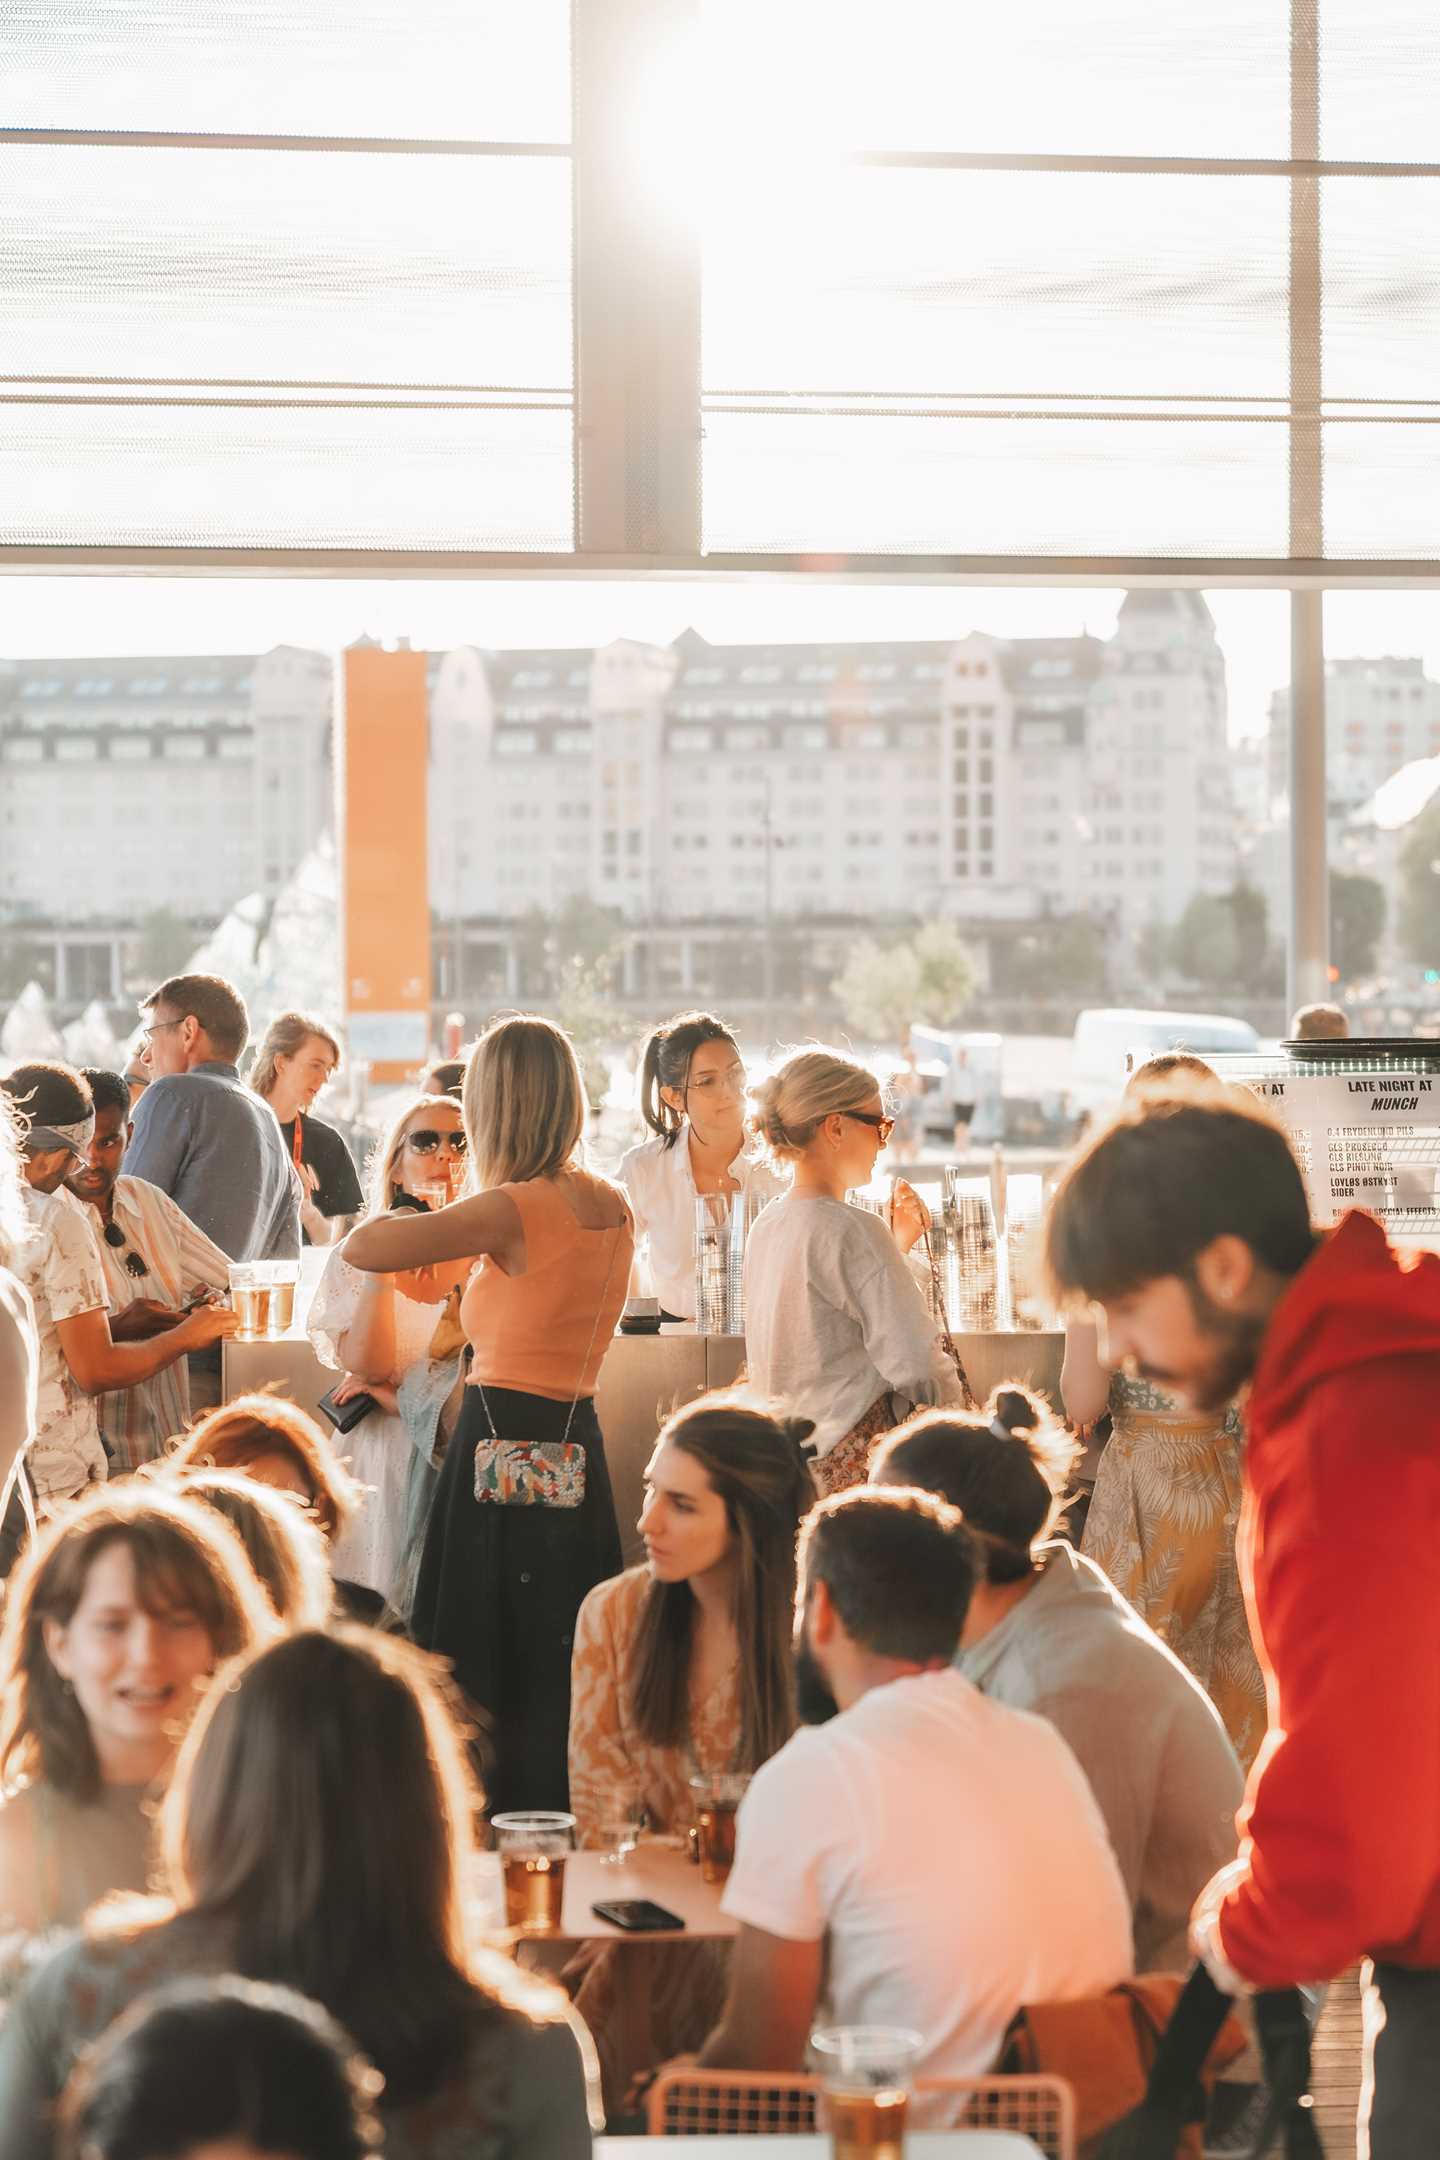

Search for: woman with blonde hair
xmin=342 ymin=1014 xmax=632 ymax=1810
xmin=307 ymin=1093 xmax=471 ymax=1603
xmin=248 ymin=1011 xmax=361 ymax=1246
xmin=744 ymin=1047 xmax=965 ymax=1495
xmin=0 ymin=1483 xmax=273 ymax=1948
xmin=0 ymin=1628 xmax=598 ymax=2159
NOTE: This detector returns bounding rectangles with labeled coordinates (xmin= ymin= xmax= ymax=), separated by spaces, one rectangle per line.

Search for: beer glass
xmin=598 ymin=1783 xmax=646 ymax=1867
xmin=491 ymin=1811 xmax=574 ymax=1934
xmin=227 ymin=1263 xmax=269 ymax=1342
xmin=688 ymin=1771 xmax=749 ymax=1883
xmin=811 ymin=2026 xmax=923 ymax=2160
xmin=265 ymin=1260 xmax=300 ymax=1336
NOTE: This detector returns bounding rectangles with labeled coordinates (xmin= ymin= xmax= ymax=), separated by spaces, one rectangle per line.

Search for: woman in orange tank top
xmin=342 ymin=1015 xmax=632 ymax=1811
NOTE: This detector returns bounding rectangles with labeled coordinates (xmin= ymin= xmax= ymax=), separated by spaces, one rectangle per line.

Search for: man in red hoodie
xmin=1046 ymin=1087 xmax=1440 ymax=2159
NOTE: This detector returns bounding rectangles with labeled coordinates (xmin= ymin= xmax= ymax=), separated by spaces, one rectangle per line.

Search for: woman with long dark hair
xmin=566 ymin=1392 xmax=813 ymax=2114
xmin=619 ymin=1012 xmax=784 ymax=1324
xmin=0 ymin=1628 xmax=598 ymax=2160
xmin=341 ymin=1014 xmax=632 ymax=1811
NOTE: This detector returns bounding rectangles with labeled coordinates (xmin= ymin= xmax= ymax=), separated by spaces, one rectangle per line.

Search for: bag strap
xmin=919 ymin=1217 xmax=978 ymax=1412
xmin=473 ymin=1211 xmax=626 ymax=1449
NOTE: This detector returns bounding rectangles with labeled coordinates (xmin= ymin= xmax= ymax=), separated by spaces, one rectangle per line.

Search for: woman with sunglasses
xmin=307 ymin=1095 xmax=472 ymax=1603
xmin=746 ymin=1048 xmax=964 ymax=1495
xmin=619 ymin=1013 xmax=786 ymax=1323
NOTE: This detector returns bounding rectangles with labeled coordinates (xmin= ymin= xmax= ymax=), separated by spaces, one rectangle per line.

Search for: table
xmin=471 ymin=1838 xmax=735 ymax=1944
xmin=598 ymin=2137 xmax=1045 ymax=2156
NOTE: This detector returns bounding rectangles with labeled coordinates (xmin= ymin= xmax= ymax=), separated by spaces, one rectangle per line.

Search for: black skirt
xmin=411 ymin=1383 xmax=622 ymax=1814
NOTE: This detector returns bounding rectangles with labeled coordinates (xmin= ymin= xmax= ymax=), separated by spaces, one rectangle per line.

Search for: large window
xmin=3 ymin=1 xmax=1439 ymax=571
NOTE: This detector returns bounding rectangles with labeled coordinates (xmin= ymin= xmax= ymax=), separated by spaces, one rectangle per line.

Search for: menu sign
xmin=1238 ymin=1069 xmax=1440 ymax=1235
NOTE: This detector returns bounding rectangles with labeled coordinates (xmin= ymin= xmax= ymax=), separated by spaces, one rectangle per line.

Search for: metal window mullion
xmin=1288 ymin=0 xmax=1329 ymax=1014
xmin=572 ymin=0 xmax=701 ymax=557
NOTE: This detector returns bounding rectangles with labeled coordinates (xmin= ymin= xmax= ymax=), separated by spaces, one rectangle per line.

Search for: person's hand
xmin=179 ymin=1299 xmax=241 ymax=1348
xmin=888 ymin=1178 xmax=931 ymax=1255
xmin=299 ymin=1161 xmax=321 ymax=1199
xmin=333 ymin=1373 xmax=399 ymax=1416
xmin=110 ymin=1297 xmax=185 ymax=1342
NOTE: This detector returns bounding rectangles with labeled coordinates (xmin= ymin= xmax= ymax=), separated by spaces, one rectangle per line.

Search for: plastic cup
xmin=491 ymin=1811 xmax=575 ymax=1933
xmin=227 ymin=1263 xmax=268 ymax=1341
xmin=265 ymin=1260 xmax=300 ymax=1336
xmin=811 ymin=2027 xmax=923 ymax=2160
xmin=688 ymin=1771 xmax=749 ymax=1882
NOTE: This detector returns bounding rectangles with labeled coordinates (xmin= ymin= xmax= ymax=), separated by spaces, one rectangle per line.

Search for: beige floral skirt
xmin=811 ymin=1395 xmax=902 ymax=1498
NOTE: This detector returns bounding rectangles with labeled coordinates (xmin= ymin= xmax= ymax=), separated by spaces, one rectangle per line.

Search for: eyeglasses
xmin=406 ymin=1129 xmax=467 ymax=1154
xmin=685 ymin=1063 xmax=747 ymax=1098
xmin=102 ymin=1220 xmax=149 ymax=1279
xmin=845 ymin=1112 xmax=896 ymax=1145
xmin=141 ymin=1019 xmax=183 ymax=1042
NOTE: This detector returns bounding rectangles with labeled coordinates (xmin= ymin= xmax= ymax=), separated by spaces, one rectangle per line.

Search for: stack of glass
xmin=694 ymin=1191 xmax=765 ymax=1335
xmin=937 ymin=1169 xmax=1000 ymax=1332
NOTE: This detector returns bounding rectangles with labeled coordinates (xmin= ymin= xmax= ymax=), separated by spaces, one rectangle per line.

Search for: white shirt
xmin=0 ymin=1266 xmax=37 ymax=1517
xmin=13 ymin=1187 xmax=108 ymax=1502
xmin=742 ymin=1192 xmax=963 ymax=1456
xmin=722 ymin=1669 xmax=1133 ymax=2083
xmin=93 ymin=1175 xmax=232 ymax=1474
xmin=618 ymin=1132 xmax=787 ymax=1321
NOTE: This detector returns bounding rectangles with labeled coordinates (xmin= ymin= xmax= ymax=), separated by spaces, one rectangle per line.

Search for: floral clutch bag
xmin=473 ymin=1439 xmax=587 ymax=1509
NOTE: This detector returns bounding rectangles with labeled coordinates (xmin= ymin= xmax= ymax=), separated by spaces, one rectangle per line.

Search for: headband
xmin=25 ymin=1114 xmax=95 ymax=1158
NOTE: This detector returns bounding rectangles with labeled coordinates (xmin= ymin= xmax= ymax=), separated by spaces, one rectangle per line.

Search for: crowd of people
xmin=0 ymin=975 xmax=1433 ymax=2157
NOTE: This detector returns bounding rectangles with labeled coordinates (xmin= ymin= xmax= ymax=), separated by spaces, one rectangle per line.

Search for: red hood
xmin=1249 ymin=1210 xmax=1440 ymax=1431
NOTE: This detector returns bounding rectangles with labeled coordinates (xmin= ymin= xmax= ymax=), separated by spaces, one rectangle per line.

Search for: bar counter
xmin=223 ymin=1324 xmax=1065 ymax=1567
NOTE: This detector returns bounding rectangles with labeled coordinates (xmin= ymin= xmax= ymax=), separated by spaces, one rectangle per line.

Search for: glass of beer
xmin=227 ymin=1263 xmax=269 ymax=1342
xmin=811 ymin=2026 xmax=922 ymax=2160
xmin=688 ymin=1772 xmax=749 ymax=1883
xmin=266 ymin=1260 xmax=300 ymax=1336
xmin=491 ymin=1811 xmax=575 ymax=1934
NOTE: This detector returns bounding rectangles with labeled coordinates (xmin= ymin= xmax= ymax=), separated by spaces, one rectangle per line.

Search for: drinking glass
xmin=265 ymin=1260 xmax=300 ymax=1336
xmin=810 ymin=2026 xmax=923 ymax=2160
xmin=687 ymin=1771 xmax=749 ymax=1883
xmin=227 ymin=1263 xmax=268 ymax=1342
xmin=491 ymin=1811 xmax=575 ymax=1934
xmin=597 ymin=1784 xmax=646 ymax=1867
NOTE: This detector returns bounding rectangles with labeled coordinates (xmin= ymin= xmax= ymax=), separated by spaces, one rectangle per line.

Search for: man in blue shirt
xmin=128 ymin=973 xmax=300 ymax=1265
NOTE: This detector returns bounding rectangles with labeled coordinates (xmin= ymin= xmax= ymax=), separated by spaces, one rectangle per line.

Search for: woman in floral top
xmin=566 ymin=1393 xmax=813 ymax=2119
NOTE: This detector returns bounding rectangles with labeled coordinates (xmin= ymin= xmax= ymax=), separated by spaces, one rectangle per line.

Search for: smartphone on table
xmin=591 ymin=1898 xmax=686 ymax=1933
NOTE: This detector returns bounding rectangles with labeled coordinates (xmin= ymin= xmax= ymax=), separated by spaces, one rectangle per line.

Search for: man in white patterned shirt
xmin=2 ymin=1064 xmax=236 ymax=1504
xmin=70 ymin=1068 xmax=232 ymax=1470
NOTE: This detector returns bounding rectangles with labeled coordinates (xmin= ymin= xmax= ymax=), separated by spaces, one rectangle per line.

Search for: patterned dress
xmin=566 ymin=1567 xmax=742 ymax=2120
xmin=1081 ymin=1373 xmax=1266 ymax=1770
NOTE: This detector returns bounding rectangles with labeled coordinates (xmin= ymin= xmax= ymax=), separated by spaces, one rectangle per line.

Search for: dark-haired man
xmin=697 ymin=1487 xmax=1130 ymax=2082
xmin=1 ymin=1063 xmax=235 ymax=1508
xmin=68 ymin=1069 xmax=231 ymax=1471
xmin=1046 ymin=1090 xmax=1440 ymax=2156
xmin=127 ymin=973 xmax=300 ymax=1264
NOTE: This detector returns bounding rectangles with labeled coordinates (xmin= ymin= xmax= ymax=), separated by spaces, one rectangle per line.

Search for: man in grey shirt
xmin=127 ymin=973 xmax=300 ymax=1264
xmin=873 ymin=1400 xmax=1243 ymax=1972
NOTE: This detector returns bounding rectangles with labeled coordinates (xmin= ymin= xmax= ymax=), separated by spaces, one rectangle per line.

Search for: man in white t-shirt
xmin=700 ymin=1487 xmax=1132 ymax=2081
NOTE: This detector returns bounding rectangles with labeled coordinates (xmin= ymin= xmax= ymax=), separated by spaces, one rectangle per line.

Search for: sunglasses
xmin=406 ymin=1129 xmax=467 ymax=1154
xmin=102 ymin=1221 xmax=149 ymax=1279
xmin=845 ymin=1112 xmax=896 ymax=1145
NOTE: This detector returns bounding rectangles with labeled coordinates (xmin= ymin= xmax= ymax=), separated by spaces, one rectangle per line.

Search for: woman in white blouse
xmin=619 ymin=1012 xmax=785 ymax=1323
xmin=744 ymin=1048 xmax=964 ymax=1495
xmin=308 ymin=1093 xmax=471 ymax=1603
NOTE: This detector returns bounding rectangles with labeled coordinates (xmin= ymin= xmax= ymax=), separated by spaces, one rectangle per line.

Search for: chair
xmin=646 ymin=2066 xmax=1075 ymax=2155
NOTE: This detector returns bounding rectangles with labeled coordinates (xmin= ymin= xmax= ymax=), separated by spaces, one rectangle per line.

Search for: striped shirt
xmin=92 ymin=1176 xmax=230 ymax=1472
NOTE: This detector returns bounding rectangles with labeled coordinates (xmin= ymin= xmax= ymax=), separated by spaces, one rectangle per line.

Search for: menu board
xmin=1234 ymin=1068 xmax=1440 ymax=1236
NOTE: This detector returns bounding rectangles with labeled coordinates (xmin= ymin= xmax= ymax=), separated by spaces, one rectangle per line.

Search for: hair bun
xmin=990 ymin=1386 xmax=1043 ymax=1436
xmin=779 ymin=1415 xmax=817 ymax=1452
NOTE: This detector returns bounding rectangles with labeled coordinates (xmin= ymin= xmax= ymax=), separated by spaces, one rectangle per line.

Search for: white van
xmin=1068 ymin=1008 xmax=1260 ymax=1126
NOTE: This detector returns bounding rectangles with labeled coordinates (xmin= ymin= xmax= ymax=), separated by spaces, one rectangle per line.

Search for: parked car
xmin=1067 ymin=1007 xmax=1260 ymax=1128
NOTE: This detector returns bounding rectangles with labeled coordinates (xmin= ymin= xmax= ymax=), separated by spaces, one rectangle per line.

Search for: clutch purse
xmin=473 ymin=1439 xmax=587 ymax=1508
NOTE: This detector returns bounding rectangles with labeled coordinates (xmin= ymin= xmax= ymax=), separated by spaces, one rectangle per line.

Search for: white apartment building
xmin=0 ymin=646 xmax=332 ymax=927
xmin=1268 ymin=655 xmax=1440 ymax=814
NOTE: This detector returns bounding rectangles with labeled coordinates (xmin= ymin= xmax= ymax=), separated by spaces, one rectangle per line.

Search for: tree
xmin=1225 ymin=883 xmax=1270 ymax=990
xmin=551 ymin=959 xmax=622 ymax=1117
xmin=832 ymin=920 xmax=975 ymax=1040
xmin=1330 ymin=871 xmax=1386 ymax=982
xmin=1005 ymin=916 xmax=1108 ymax=997
xmin=1397 ymin=801 xmax=1440 ymax=969
xmin=1171 ymin=893 xmax=1241 ymax=986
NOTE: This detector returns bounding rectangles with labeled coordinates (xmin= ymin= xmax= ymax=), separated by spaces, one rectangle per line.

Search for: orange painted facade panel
xmin=337 ymin=647 xmax=431 ymax=1084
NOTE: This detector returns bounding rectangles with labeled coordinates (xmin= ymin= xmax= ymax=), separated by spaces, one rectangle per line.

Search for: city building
xmin=1 ymin=594 xmax=1236 ymax=1013
xmin=1268 ymin=655 xmax=1440 ymax=815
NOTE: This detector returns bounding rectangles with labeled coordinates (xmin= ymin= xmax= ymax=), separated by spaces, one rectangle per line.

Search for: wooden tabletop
xmin=470 ymin=1837 xmax=737 ymax=1943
